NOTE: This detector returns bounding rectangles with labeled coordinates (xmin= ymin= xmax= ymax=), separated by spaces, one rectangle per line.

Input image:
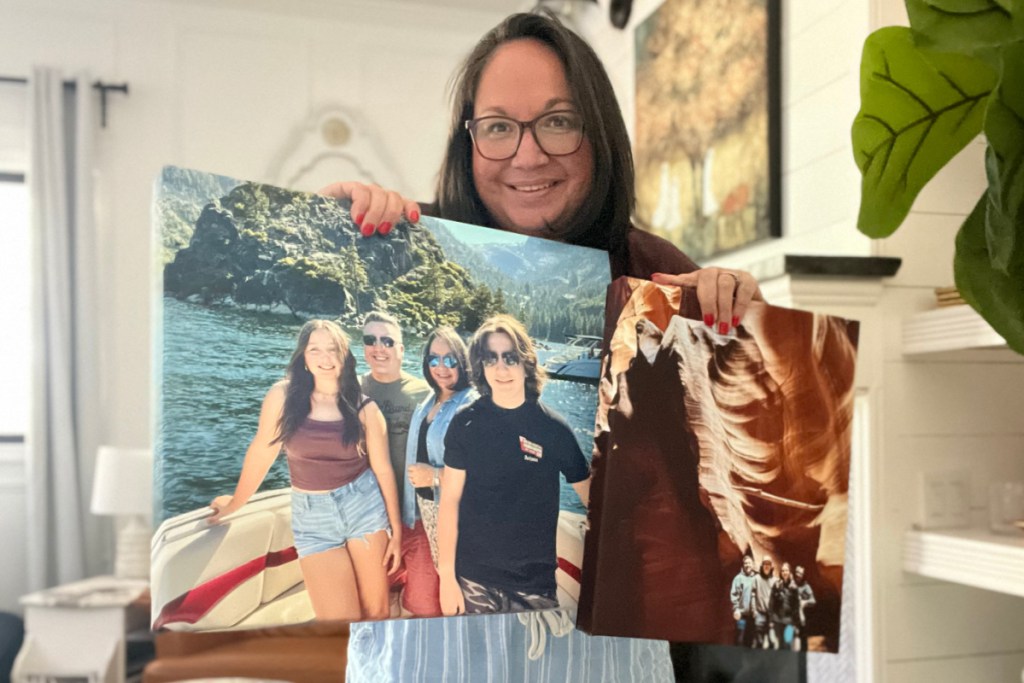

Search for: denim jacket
xmin=400 ymin=387 xmax=476 ymax=528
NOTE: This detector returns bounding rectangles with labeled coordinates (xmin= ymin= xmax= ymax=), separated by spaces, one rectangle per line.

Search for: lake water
xmin=157 ymin=296 xmax=598 ymax=522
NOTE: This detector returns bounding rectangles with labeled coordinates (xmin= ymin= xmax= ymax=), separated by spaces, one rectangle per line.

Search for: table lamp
xmin=90 ymin=446 xmax=153 ymax=579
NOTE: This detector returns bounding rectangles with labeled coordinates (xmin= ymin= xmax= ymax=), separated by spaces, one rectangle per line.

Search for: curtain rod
xmin=0 ymin=76 xmax=129 ymax=128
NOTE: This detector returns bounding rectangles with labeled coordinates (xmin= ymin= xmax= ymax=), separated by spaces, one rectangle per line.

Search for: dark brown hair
xmin=274 ymin=320 xmax=362 ymax=446
xmin=468 ymin=314 xmax=546 ymax=401
xmin=421 ymin=326 xmax=472 ymax=396
xmin=435 ymin=11 xmax=634 ymax=252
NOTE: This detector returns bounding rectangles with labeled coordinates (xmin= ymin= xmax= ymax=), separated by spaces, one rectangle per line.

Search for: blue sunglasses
xmin=428 ymin=353 xmax=460 ymax=369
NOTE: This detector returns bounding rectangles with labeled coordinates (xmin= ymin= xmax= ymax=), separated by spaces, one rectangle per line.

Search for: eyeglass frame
xmin=427 ymin=353 xmax=460 ymax=369
xmin=481 ymin=350 xmax=522 ymax=368
xmin=362 ymin=334 xmax=396 ymax=349
xmin=464 ymin=109 xmax=586 ymax=161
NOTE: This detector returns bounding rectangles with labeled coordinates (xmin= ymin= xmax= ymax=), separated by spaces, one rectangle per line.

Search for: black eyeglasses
xmin=481 ymin=351 xmax=521 ymax=368
xmin=362 ymin=334 xmax=396 ymax=348
xmin=465 ymin=110 xmax=585 ymax=161
xmin=428 ymin=353 xmax=460 ymax=369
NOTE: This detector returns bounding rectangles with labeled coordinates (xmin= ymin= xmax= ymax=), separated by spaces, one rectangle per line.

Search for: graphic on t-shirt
xmin=520 ymin=436 xmax=543 ymax=461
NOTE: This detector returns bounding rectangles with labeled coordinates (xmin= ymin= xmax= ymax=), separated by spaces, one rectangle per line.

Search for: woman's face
xmin=471 ymin=39 xmax=594 ymax=240
xmin=427 ymin=337 xmax=459 ymax=393
xmin=304 ymin=328 xmax=343 ymax=380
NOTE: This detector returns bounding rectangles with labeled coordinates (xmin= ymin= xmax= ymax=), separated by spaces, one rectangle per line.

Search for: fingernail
xmin=409 ymin=210 xmax=420 ymax=223
xmin=732 ymin=316 xmax=740 ymax=328
xmin=379 ymin=221 xmax=392 ymax=236
xmin=354 ymin=213 xmax=365 ymax=227
xmin=719 ymin=322 xmax=729 ymax=335
xmin=360 ymin=223 xmax=375 ymax=238
xmin=704 ymin=314 xmax=714 ymax=327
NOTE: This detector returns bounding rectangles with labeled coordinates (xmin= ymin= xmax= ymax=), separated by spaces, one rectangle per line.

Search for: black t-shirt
xmin=444 ymin=396 xmax=590 ymax=595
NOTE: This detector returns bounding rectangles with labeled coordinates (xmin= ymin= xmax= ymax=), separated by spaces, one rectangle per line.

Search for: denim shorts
xmin=290 ymin=468 xmax=390 ymax=558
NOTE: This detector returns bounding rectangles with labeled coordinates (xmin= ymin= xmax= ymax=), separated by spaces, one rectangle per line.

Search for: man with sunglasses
xmin=359 ymin=311 xmax=431 ymax=614
xmin=436 ymin=314 xmax=591 ymax=616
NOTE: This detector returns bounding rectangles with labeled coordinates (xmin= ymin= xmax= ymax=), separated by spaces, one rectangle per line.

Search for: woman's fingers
xmin=317 ymin=181 xmax=420 ymax=236
xmin=651 ymin=268 xmax=763 ymax=331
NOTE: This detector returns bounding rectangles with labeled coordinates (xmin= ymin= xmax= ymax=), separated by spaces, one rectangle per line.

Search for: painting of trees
xmin=634 ymin=0 xmax=778 ymax=260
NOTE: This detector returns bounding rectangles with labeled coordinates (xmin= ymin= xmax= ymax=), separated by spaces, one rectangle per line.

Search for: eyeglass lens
xmin=482 ymin=351 xmax=521 ymax=368
xmin=467 ymin=110 xmax=583 ymax=161
xmin=362 ymin=335 xmax=396 ymax=348
xmin=428 ymin=354 xmax=460 ymax=369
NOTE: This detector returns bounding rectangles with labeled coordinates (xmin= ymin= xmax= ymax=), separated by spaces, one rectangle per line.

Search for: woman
xmin=326 ymin=11 xmax=763 ymax=682
xmin=209 ymin=320 xmax=402 ymax=622
xmin=399 ymin=325 xmax=476 ymax=616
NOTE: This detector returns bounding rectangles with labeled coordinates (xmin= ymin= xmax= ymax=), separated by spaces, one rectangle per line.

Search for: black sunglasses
xmin=362 ymin=334 xmax=396 ymax=348
xmin=428 ymin=353 xmax=460 ymax=369
xmin=481 ymin=351 xmax=521 ymax=368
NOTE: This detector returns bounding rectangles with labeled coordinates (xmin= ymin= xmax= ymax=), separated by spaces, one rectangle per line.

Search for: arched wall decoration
xmin=267 ymin=105 xmax=409 ymax=196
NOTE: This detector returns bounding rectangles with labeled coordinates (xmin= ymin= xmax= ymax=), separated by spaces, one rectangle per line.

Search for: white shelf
xmin=902 ymin=305 xmax=1008 ymax=355
xmin=903 ymin=528 xmax=1024 ymax=598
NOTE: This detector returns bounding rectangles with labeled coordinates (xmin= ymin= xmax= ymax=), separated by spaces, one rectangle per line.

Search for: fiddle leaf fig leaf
xmin=906 ymin=0 xmax=1019 ymax=63
xmin=853 ymin=27 xmax=997 ymax=237
xmin=983 ymin=40 xmax=1024 ymax=274
xmin=954 ymin=195 xmax=1024 ymax=355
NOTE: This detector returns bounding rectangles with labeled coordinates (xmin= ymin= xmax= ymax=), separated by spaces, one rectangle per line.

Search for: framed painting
xmin=633 ymin=0 xmax=781 ymax=260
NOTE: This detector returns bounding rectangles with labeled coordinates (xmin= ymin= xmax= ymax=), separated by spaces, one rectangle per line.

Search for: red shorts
xmin=400 ymin=520 xmax=441 ymax=617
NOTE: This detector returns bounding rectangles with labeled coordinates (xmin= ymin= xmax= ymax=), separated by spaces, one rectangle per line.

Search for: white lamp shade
xmin=90 ymin=446 xmax=153 ymax=516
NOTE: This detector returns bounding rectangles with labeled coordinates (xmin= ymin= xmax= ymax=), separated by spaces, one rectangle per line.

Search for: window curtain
xmin=26 ymin=66 xmax=106 ymax=589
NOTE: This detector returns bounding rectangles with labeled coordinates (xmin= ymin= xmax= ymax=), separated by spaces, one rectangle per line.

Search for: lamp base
xmin=115 ymin=515 xmax=151 ymax=580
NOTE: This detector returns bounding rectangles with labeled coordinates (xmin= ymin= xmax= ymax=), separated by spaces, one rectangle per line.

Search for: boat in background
xmin=543 ymin=334 xmax=603 ymax=383
xmin=150 ymin=489 xmax=587 ymax=631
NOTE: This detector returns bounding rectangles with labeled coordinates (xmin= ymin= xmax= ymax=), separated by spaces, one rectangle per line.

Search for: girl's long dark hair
xmin=273 ymin=320 xmax=362 ymax=446
xmin=435 ymin=11 xmax=634 ymax=253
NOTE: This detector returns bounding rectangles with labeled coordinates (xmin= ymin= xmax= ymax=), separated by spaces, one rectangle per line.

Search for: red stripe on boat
xmin=557 ymin=556 xmax=582 ymax=583
xmin=153 ymin=546 xmax=298 ymax=629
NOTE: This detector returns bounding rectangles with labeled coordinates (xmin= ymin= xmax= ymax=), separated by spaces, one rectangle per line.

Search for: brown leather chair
xmin=143 ymin=622 xmax=349 ymax=683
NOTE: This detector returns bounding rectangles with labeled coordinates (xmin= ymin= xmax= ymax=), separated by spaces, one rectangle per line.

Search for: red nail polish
xmin=360 ymin=223 xmax=374 ymax=237
xmin=379 ymin=221 xmax=392 ymax=236
xmin=732 ymin=316 xmax=740 ymax=328
xmin=354 ymin=213 xmax=365 ymax=226
xmin=704 ymin=314 xmax=714 ymax=327
xmin=719 ymin=322 xmax=729 ymax=335
xmin=409 ymin=210 xmax=420 ymax=223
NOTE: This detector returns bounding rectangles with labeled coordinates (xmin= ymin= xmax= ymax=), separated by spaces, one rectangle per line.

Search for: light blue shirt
xmin=400 ymin=386 xmax=476 ymax=529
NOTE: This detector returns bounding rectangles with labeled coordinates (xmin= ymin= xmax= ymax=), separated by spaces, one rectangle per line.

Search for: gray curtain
xmin=26 ymin=66 xmax=106 ymax=589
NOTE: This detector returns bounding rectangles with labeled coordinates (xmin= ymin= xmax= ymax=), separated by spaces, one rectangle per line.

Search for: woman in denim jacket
xmin=399 ymin=326 xmax=477 ymax=615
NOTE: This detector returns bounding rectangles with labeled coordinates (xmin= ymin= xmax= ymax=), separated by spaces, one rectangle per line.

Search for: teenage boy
xmin=437 ymin=314 xmax=591 ymax=616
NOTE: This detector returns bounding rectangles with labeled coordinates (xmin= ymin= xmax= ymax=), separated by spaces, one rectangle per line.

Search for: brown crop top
xmin=284 ymin=415 xmax=368 ymax=491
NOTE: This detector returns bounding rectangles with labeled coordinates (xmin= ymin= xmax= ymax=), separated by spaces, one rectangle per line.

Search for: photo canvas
xmin=579 ymin=277 xmax=856 ymax=654
xmin=151 ymin=166 xmax=609 ymax=631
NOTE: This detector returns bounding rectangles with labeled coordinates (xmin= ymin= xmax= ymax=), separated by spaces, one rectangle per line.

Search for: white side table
xmin=12 ymin=575 xmax=150 ymax=683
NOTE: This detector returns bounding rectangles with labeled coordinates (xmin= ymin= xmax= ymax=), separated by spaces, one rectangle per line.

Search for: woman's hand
xmin=407 ymin=463 xmax=437 ymax=488
xmin=208 ymin=495 xmax=236 ymax=524
xmin=439 ymin=574 xmax=466 ymax=616
xmin=382 ymin=529 xmax=402 ymax=576
xmin=651 ymin=268 xmax=763 ymax=333
xmin=318 ymin=181 xmax=420 ymax=237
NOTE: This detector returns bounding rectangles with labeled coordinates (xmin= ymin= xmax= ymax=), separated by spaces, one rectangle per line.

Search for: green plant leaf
xmin=906 ymin=0 xmax=1019 ymax=62
xmin=983 ymin=40 xmax=1024 ymax=273
xmin=852 ymin=27 xmax=998 ymax=237
xmin=954 ymin=194 xmax=1024 ymax=355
